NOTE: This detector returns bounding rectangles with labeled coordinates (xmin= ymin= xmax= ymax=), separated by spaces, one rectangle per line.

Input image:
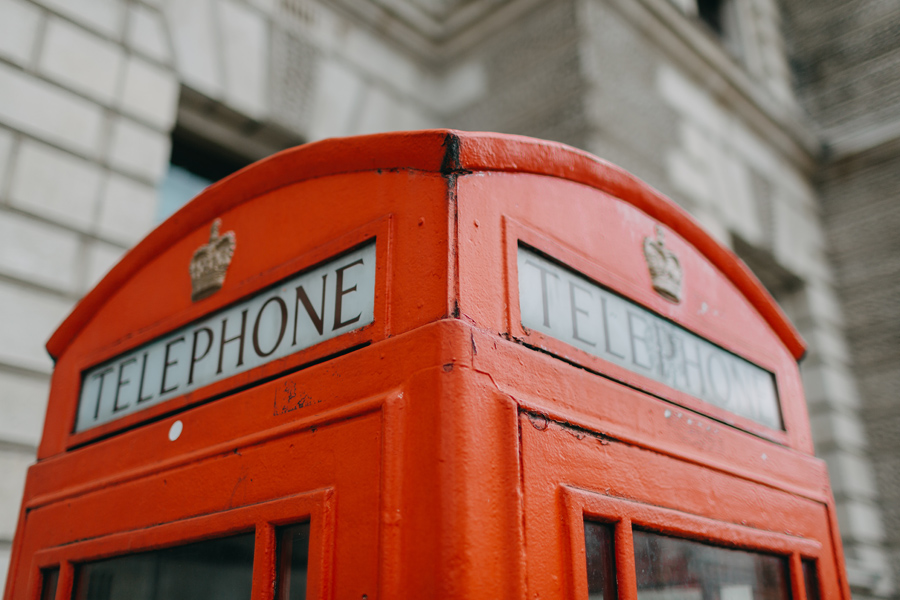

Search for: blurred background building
xmin=0 ymin=0 xmax=897 ymax=597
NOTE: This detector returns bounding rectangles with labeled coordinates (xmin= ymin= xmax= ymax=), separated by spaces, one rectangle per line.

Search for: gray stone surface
xmin=818 ymin=149 xmax=900 ymax=594
xmin=781 ymin=0 xmax=900 ymax=593
xmin=447 ymin=1 xmax=589 ymax=150
xmin=781 ymin=0 xmax=900 ymax=134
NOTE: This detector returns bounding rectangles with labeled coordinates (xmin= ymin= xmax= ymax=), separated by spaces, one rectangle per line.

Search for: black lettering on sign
xmin=295 ymin=275 xmax=327 ymax=341
xmin=655 ymin=322 xmax=677 ymax=385
xmin=160 ymin=336 xmax=186 ymax=395
xmin=217 ymin=310 xmax=248 ymax=375
xmin=76 ymin=242 xmax=376 ymax=433
xmin=681 ymin=337 xmax=705 ymax=396
xmin=137 ymin=352 xmax=153 ymax=404
xmin=706 ymin=353 xmax=731 ymax=406
xmin=517 ymin=246 xmax=781 ymax=430
xmin=627 ymin=311 xmax=655 ymax=370
xmin=253 ymin=296 xmax=288 ymax=357
xmin=91 ymin=366 xmax=114 ymax=420
xmin=113 ymin=357 xmax=137 ymax=412
xmin=526 ymin=259 xmax=559 ymax=328
xmin=334 ymin=259 xmax=364 ymax=330
xmin=569 ymin=280 xmax=595 ymax=346
xmin=600 ymin=296 xmax=626 ymax=359
xmin=189 ymin=327 xmax=214 ymax=385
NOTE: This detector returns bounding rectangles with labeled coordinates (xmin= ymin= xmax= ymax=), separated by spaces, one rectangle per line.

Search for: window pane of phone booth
xmin=802 ymin=560 xmax=820 ymax=600
xmin=633 ymin=530 xmax=790 ymax=600
xmin=72 ymin=532 xmax=255 ymax=600
xmin=40 ymin=567 xmax=60 ymax=600
xmin=277 ymin=522 xmax=311 ymax=600
xmin=584 ymin=521 xmax=618 ymax=600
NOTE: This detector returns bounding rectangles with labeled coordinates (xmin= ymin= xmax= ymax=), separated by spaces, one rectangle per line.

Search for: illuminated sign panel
xmin=76 ymin=242 xmax=376 ymax=432
xmin=518 ymin=247 xmax=781 ymax=429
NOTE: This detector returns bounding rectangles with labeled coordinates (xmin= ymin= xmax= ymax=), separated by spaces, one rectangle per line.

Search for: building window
xmin=697 ymin=0 xmax=724 ymax=34
xmin=157 ymin=88 xmax=303 ymax=223
xmin=694 ymin=0 xmax=744 ymax=62
xmin=156 ymin=128 xmax=252 ymax=223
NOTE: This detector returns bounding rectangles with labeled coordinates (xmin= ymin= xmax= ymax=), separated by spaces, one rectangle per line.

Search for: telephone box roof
xmin=46 ymin=130 xmax=805 ymax=361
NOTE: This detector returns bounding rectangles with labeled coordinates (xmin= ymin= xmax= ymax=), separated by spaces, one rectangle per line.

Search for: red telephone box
xmin=4 ymin=130 xmax=848 ymax=600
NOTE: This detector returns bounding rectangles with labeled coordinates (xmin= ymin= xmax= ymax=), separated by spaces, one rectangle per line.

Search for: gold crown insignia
xmin=189 ymin=219 xmax=236 ymax=302
xmin=642 ymin=225 xmax=682 ymax=303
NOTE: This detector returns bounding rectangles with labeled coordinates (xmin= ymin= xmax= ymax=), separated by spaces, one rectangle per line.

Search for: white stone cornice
xmin=318 ymin=0 xmax=546 ymax=61
xmin=313 ymin=0 xmax=822 ymax=171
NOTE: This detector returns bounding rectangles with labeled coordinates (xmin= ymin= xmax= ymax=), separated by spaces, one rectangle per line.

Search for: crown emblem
xmin=189 ymin=219 xmax=236 ymax=302
xmin=643 ymin=225 xmax=682 ymax=303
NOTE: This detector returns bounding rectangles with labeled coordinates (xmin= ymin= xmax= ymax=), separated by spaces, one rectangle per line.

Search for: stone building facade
xmin=779 ymin=1 xmax=900 ymax=596
xmin=0 ymin=0 xmax=896 ymax=597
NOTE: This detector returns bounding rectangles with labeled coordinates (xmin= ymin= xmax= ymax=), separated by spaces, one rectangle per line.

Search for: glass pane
xmin=73 ymin=532 xmax=255 ymax=600
xmin=802 ymin=560 xmax=820 ymax=600
xmin=584 ymin=521 xmax=618 ymax=600
xmin=40 ymin=567 xmax=59 ymax=600
xmin=156 ymin=128 xmax=253 ymax=224
xmin=633 ymin=530 xmax=790 ymax=600
xmin=156 ymin=163 xmax=211 ymax=222
xmin=277 ymin=523 xmax=311 ymax=600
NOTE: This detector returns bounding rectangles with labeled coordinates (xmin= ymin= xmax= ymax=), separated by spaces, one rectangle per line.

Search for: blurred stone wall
xmin=781 ymin=0 xmax=900 ymax=595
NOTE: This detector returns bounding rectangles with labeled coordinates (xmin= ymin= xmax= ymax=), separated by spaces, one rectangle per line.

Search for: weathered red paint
xmin=6 ymin=131 xmax=846 ymax=600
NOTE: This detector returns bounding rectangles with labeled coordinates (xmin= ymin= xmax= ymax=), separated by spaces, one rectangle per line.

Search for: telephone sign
xmin=5 ymin=131 xmax=848 ymax=600
xmin=518 ymin=247 xmax=781 ymax=429
xmin=77 ymin=242 xmax=376 ymax=432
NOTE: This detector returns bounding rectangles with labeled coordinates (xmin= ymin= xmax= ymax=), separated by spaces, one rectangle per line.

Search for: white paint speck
xmin=665 ymin=409 xmax=672 ymax=418
xmin=168 ymin=420 xmax=183 ymax=441
xmin=761 ymin=453 xmax=767 ymax=461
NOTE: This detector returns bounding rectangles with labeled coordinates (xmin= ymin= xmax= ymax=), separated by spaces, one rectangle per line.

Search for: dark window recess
xmin=585 ymin=521 xmax=618 ymax=600
xmin=169 ymin=128 xmax=251 ymax=185
xmin=802 ymin=560 xmax=820 ymax=600
xmin=697 ymin=0 xmax=723 ymax=34
xmin=277 ymin=522 xmax=312 ymax=600
xmin=40 ymin=567 xmax=60 ymax=600
xmin=157 ymin=128 xmax=253 ymax=223
xmin=73 ymin=532 xmax=255 ymax=600
xmin=633 ymin=530 xmax=791 ymax=600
